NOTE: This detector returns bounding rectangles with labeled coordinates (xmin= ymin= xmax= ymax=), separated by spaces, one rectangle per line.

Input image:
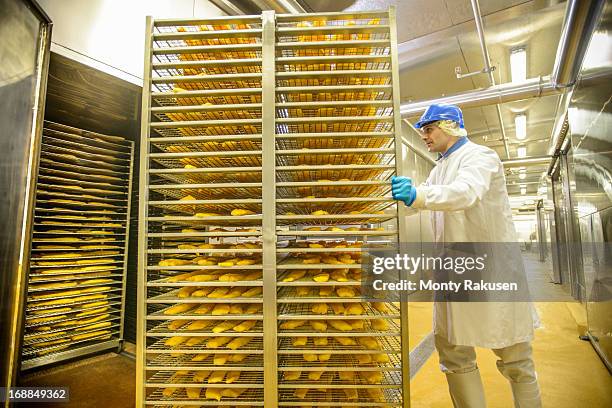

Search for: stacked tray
xmin=22 ymin=121 xmax=134 ymax=370
xmin=274 ymin=12 xmax=404 ymax=407
xmin=140 ymin=8 xmax=408 ymax=408
xmin=142 ymin=15 xmax=266 ymax=407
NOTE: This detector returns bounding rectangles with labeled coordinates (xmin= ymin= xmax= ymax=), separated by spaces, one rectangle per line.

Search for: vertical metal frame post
xmin=389 ymin=5 xmax=411 ymax=407
xmin=136 ymin=15 xmax=154 ymax=408
xmin=261 ymin=9 xmax=278 ymax=408
xmin=119 ymin=141 xmax=135 ymax=348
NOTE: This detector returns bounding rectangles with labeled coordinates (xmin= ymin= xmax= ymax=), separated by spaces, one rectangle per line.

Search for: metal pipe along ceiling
xmin=470 ymin=0 xmax=510 ymax=159
xmin=400 ymin=76 xmax=559 ymax=116
xmin=551 ymin=0 xmax=607 ymax=88
xmin=400 ymin=0 xmax=604 ymax=116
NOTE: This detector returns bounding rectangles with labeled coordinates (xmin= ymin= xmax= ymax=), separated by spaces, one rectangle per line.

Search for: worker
xmin=391 ymin=104 xmax=541 ymax=408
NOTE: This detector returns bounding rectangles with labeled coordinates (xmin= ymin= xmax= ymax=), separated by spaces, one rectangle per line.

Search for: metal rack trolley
xmin=21 ymin=121 xmax=134 ymax=371
xmin=139 ymin=7 xmax=409 ymax=407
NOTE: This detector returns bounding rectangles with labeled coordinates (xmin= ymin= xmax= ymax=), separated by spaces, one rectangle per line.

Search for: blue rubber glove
xmin=392 ymin=176 xmax=417 ymax=206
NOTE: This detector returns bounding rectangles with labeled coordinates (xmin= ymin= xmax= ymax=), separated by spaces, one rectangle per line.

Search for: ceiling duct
xmin=400 ymin=76 xmax=559 ymax=117
xmin=551 ymin=0 xmax=607 ymax=88
xmin=400 ymin=0 xmax=605 ymax=116
xmin=211 ymin=0 xmax=309 ymax=14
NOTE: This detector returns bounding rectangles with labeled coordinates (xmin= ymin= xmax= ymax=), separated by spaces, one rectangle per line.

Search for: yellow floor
xmin=409 ymin=302 xmax=612 ymax=407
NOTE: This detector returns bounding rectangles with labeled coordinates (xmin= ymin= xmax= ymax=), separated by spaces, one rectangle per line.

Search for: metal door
xmin=0 ymin=0 xmax=51 ymax=395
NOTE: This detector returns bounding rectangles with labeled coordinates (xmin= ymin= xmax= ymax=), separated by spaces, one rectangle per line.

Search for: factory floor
xmin=19 ymin=347 xmax=136 ymax=408
xmin=409 ymin=253 xmax=612 ymax=407
xmin=17 ymin=255 xmax=611 ymax=407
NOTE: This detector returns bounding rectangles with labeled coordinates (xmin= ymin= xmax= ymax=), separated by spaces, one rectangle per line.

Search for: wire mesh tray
xmin=25 ymin=305 xmax=121 ymax=327
xmin=152 ymin=73 xmax=262 ymax=93
xmin=276 ymin=164 xmax=393 ymax=183
xmin=277 ymin=302 xmax=400 ymax=319
xmin=26 ymin=293 xmax=121 ymax=313
xmin=277 ymin=228 xmax=396 ymax=237
xmin=36 ymin=182 xmax=128 ymax=198
xmin=30 ymin=251 xmax=123 ymax=262
xmin=276 ymin=286 xmax=365 ymax=303
xmin=144 ymin=386 xmax=263 ymax=406
xmin=29 ymin=266 xmax=123 ymax=278
xmin=35 ymin=191 xmax=127 ymax=206
xmin=22 ymin=331 xmax=119 ymax=359
xmin=148 ymin=200 xmax=261 ymax=216
xmin=37 ymin=174 xmax=126 ymax=191
xmin=275 ymin=137 xmax=393 ymax=153
xmin=42 ymin=135 xmax=131 ymax=160
xmin=276 ymin=121 xmax=392 ymax=135
xmin=146 ymin=369 xmax=263 ymax=387
xmin=146 ymin=352 xmax=263 ymax=369
xmin=150 ymin=169 xmax=261 ymax=185
xmin=277 ymin=352 xmax=401 ymax=370
xmin=153 ymin=92 xmax=262 ymax=109
xmin=276 ymin=158 xmax=395 ymax=175
xmin=277 ymin=319 xmax=400 ymax=337
xmin=23 ymin=322 xmax=120 ymax=349
xmin=30 ymin=259 xmax=123 ymax=269
xmin=147 ymin=215 xmax=263 ymax=227
xmin=40 ymin=146 xmax=129 ymax=171
xmin=146 ymin=336 xmax=263 ymax=354
xmin=148 ymin=184 xmax=262 ymax=201
xmin=150 ymin=153 xmax=262 ymax=169
xmin=40 ymin=140 xmax=129 ymax=163
xmin=34 ymin=208 xmax=126 ymax=218
xmin=29 ymin=273 xmax=123 ymax=284
xmin=27 ymin=287 xmax=122 ymax=304
xmin=151 ymin=139 xmax=262 ymax=156
xmin=34 ymin=222 xmax=124 ymax=231
xmin=152 ymin=124 xmax=263 ymax=139
xmin=40 ymin=130 xmax=129 ymax=158
xmin=39 ymin=161 xmax=128 ymax=182
xmin=147 ymin=320 xmax=263 ymax=336
xmin=28 ymin=278 xmax=122 ymax=293
xmin=44 ymin=121 xmax=130 ymax=149
xmin=278 ymin=368 xmax=401 ymax=387
xmin=275 ymin=152 xmax=394 ymax=168
xmin=24 ymin=317 xmax=121 ymax=343
xmin=276 ymin=199 xmax=394 ymax=216
xmin=277 ymin=333 xmax=401 ymax=354
xmin=276 ymin=213 xmax=395 ymax=226
xmin=153 ymin=106 xmax=262 ymax=122
xmin=278 ymin=387 xmax=401 ymax=406
xmin=146 ymin=292 xmax=263 ymax=304
xmin=147 ymin=306 xmax=263 ymax=320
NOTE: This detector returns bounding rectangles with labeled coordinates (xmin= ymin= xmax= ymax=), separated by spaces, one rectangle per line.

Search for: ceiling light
xmin=510 ymin=48 xmax=527 ymax=82
xmin=515 ymin=114 xmax=527 ymax=140
xmin=517 ymin=146 xmax=527 ymax=158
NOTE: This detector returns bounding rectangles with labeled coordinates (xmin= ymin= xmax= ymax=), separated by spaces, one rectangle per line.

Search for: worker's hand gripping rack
xmin=138 ymin=7 xmax=409 ymax=407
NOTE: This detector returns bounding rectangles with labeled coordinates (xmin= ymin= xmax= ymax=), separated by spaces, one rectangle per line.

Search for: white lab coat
xmin=411 ymin=140 xmax=538 ymax=348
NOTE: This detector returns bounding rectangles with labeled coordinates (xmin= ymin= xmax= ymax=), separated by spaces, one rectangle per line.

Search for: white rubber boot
xmin=510 ymin=380 xmax=542 ymax=408
xmin=445 ymin=369 xmax=487 ymax=408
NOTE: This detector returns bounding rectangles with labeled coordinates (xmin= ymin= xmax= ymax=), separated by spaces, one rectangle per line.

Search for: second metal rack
xmin=139 ymin=8 xmax=409 ymax=408
xmin=22 ymin=121 xmax=134 ymax=371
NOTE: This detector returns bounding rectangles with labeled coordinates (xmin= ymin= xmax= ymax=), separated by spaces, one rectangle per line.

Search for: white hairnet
xmin=437 ymin=120 xmax=468 ymax=137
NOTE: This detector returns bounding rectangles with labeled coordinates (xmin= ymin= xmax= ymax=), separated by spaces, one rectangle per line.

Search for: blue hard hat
xmin=414 ymin=104 xmax=464 ymax=129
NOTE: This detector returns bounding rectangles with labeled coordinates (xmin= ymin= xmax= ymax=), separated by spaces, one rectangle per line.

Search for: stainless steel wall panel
xmin=568 ymin=0 xmax=612 ymax=371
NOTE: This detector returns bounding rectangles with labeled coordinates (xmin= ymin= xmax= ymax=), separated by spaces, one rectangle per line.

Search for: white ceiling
xmin=300 ymin=0 xmax=567 ymax=198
